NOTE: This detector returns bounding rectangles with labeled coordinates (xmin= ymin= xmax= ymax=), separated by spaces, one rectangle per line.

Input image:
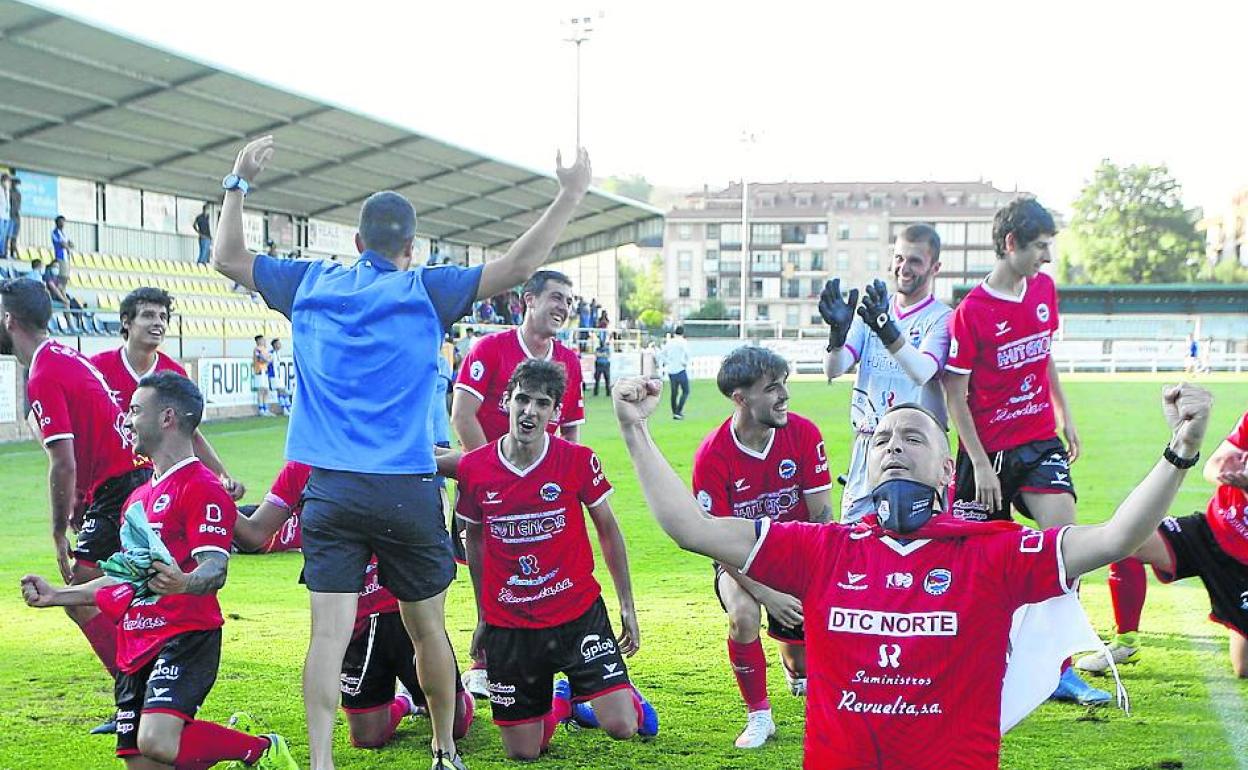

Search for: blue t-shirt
xmin=51 ymin=228 xmax=69 ymax=261
xmin=253 ymin=252 xmax=481 ymax=474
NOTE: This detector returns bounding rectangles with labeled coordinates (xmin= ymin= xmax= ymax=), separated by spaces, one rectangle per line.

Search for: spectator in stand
xmin=26 ymin=258 xmax=43 ymax=282
xmin=43 ymin=262 xmax=71 ymax=306
xmin=577 ymin=298 xmax=592 ymax=351
xmin=476 ymin=300 xmax=495 ymax=324
xmin=0 ymin=175 xmax=10 ymax=259
xmin=7 ymin=176 xmax=20 ymax=259
xmin=508 ymin=292 xmax=523 ymax=325
xmin=51 ymin=215 xmax=73 ymax=274
xmin=194 ymin=204 xmax=213 ymax=264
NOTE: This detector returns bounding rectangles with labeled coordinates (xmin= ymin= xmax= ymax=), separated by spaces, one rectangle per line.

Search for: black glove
xmin=818 ymin=278 xmax=858 ymax=351
xmin=857 ymin=279 xmax=901 ymax=347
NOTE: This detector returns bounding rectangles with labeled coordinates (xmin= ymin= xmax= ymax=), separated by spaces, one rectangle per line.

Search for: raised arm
xmin=212 ymin=135 xmax=275 ymax=291
xmin=476 ymin=149 xmax=592 ymax=299
xmin=613 ymin=378 xmax=758 ymax=568
xmin=1062 ymin=384 xmax=1212 ymax=578
xmin=819 ymin=278 xmax=858 ymax=381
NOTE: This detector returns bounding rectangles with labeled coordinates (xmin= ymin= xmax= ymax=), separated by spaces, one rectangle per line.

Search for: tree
xmin=619 ymin=257 xmax=665 ymax=321
xmin=601 ymin=174 xmax=654 ymax=204
xmin=1065 ymin=160 xmax=1203 ymax=284
xmin=686 ymin=298 xmax=728 ymax=320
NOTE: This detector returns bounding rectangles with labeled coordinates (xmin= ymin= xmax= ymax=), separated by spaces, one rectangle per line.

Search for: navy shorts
xmin=340 ymin=612 xmax=464 ymax=711
xmin=1156 ymin=513 xmax=1248 ymax=636
xmin=74 ymin=467 xmax=153 ymax=567
xmin=115 ymin=629 xmax=221 ymax=758
xmin=951 ymin=437 xmax=1075 ymax=522
xmin=301 ymin=468 xmax=455 ymax=602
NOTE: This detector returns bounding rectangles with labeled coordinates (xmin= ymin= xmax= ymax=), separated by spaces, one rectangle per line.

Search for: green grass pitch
xmin=1 ymin=378 xmax=1246 ymax=769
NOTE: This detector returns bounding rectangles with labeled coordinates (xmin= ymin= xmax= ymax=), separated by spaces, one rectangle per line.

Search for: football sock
xmin=80 ymin=612 xmax=119 ymax=678
xmin=1108 ymin=557 xmax=1146 ymax=636
xmin=541 ymin=693 xmax=573 ymax=750
xmin=727 ymin=637 xmax=771 ymax=713
xmin=174 ymin=719 xmax=269 ymax=766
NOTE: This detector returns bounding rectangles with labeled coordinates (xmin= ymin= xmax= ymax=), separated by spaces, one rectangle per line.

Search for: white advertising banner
xmin=242 ymin=211 xmax=265 ymax=251
xmin=105 ymin=184 xmax=142 ymax=228
xmin=176 ymin=197 xmax=205 ymax=236
xmin=0 ymin=357 xmax=17 ymax=423
xmin=196 ymin=357 xmax=254 ymax=407
xmin=58 ymin=177 xmax=97 ymax=222
xmin=308 ymin=218 xmax=357 ymax=255
xmin=142 ymin=191 xmax=177 ymax=233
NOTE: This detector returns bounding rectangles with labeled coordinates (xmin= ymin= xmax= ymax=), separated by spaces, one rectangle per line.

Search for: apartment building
xmin=662 ymin=180 xmax=1021 ymax=329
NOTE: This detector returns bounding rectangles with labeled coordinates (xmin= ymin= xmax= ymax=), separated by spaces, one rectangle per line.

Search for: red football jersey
xmin=1205 ymin=411 xmax=1248 ymax=564
xmin=26 ymin=340 xmax=144 ymax=498
xmin=261 ymin=460 xmax=308 ymax=554
xmin=745 ymin=518 xmax=1072 ymax=770
xmin=88 ymin=347 xmax=187 ymax=410
xmin=265 ymin=461 xmax=398 ymax=627
xmin=113 ymin=458 xmax=237 ymax=674
xmin=453 ymin=329 xmax=585 ymax=442
xmin=456 ymin=435 xmax=613 ymax=628
xmin=945 ymin=273 xmax=1060 ymax=453
xmin=692 ymin=413 xmax=832 ymax=523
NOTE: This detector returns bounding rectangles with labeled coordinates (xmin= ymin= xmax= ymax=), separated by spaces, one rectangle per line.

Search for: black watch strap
xmin=1163 ymin=446 xmax=1199 ymax=469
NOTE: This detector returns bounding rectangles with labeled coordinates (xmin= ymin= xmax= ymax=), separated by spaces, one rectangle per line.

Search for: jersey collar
xmin=151 ymin=455 xmax=200 ymax=486
xmin=119 ymin=346 xmax=159 ymax=384
xmin=357 ymin=250 xmax=399 ymax=272
xmin=515 ymin=328 xmax=554 ymax=361
xmin=894 ymin=294 xmax=935 ymax=320
xmin=979 ymin=277 xmax=1029 ymax=303
xmin=730 ymin=419 xmax=775 ymax=460
xmin=497 ymin=433 xmax=551 ymax=477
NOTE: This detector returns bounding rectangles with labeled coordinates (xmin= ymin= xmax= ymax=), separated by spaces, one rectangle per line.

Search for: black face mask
xmin=871 ymin=478 xmax=941 ymax=535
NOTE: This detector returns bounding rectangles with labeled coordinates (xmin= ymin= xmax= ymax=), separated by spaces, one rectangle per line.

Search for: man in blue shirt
xmin=211 ymin=135 xmax=592 ymax=770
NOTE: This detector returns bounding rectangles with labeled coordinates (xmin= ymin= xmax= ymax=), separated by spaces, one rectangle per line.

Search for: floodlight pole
xmin=739 ymin=131 xmax=757 ymax=339
xmin=564 ymin=15 xmax=595 ymax=149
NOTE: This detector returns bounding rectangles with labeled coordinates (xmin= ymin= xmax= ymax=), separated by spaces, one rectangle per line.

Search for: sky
xmin=38 ymin=0 xmax=1248 ymax=218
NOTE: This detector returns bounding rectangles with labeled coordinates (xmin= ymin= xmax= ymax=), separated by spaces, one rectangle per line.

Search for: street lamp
xmin=562 ymin=12 xmax=600 ymax=149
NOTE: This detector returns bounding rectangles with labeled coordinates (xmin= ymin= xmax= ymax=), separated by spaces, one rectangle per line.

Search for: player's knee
xmin=349 ymin=729 xmax=387 ymax=749
xmin=727 ymin=609 xmax=761 ymax=641
xmin=136 ymin=725 xmax=179 ymax=764
xmin=599 ymin=713 xmax=638 ymax=740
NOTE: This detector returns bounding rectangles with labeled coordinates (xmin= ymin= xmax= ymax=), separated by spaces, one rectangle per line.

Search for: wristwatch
xmin=1162 ymin=446 xmax=1199 ymax=469
xmin=222 ymin=174 xmax=251 ymax=195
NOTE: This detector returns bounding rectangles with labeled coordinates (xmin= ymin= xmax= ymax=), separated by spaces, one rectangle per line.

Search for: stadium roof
xmin=0 ymin=0 xmax=662 ymax=258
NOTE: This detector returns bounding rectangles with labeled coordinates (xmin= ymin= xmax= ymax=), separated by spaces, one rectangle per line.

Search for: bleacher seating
xmin=8 ymin=246 xmax=292 ymax=340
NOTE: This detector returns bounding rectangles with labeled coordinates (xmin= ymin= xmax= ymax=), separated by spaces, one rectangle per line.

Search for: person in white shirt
xmin=663 ymin=325 xmax=691 ymax=420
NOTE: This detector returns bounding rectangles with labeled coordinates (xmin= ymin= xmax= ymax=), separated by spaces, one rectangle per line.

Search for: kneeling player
xmin=1080 ymin=408 xmax=1248 ymax=677
xmin=458 ymin=359 xmax=657 ymax=761
xmin=21 ymin=372 xmax=297 ymax=769
xmin=693 ymin=346 xmax=832 ymax=748
xmin=233 ymin=460 xmax=475 ymax=746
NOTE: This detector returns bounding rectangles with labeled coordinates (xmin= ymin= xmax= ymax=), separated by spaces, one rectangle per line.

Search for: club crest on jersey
xmin=778 ymin=458 xmax=797 ymax=479
xmin=153 ymin=494 xmax=171 ymax=513
xmin=540 ymin=482 xmax=562 ymax=502
xmin=470 ymin=360 xmax=485 ymax=381
xmin=696 ymin=490 xmax=713 ymax=512
xmin=1036 ymin=303 xmax=1050 ymax=323
xmin=923 ymin=568 xmax=952 ymax=596
xmin=908 ymin=326 xmax=922 ymax=345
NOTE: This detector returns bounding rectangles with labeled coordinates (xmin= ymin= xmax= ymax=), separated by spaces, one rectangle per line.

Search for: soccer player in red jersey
xmin=89 ymin=287 xmax=244 ymax=501
xmin=1080 ymin=408 xmax=1248 ymax=677
xmin=233 ymin=460 xmax=476 ymax=746
xmin=691 ymin=346 xmax=832 ymax=748
xmin=21 ymin=371 xmax=298 ymax=769
xmin=457 ymin=359 xmax=657 ymax=761
xmin=451 ymin=269 xmax=586 ymax=696
xmin=452 ymin=270 xmax=585 ymax=447
xmin=942 ymin=198 xmax=1110 ymax=703
xmin=1 ymin=278 xmax=151 ymax=696
xmin=613 ymin=375 xmax=1211 ymax=769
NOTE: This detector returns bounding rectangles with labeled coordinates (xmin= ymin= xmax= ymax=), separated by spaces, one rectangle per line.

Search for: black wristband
xmin=875 ymin=318 xmax=901 ymax=347
xmin=1163 ymin=446 xmax=1199 ymax=469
